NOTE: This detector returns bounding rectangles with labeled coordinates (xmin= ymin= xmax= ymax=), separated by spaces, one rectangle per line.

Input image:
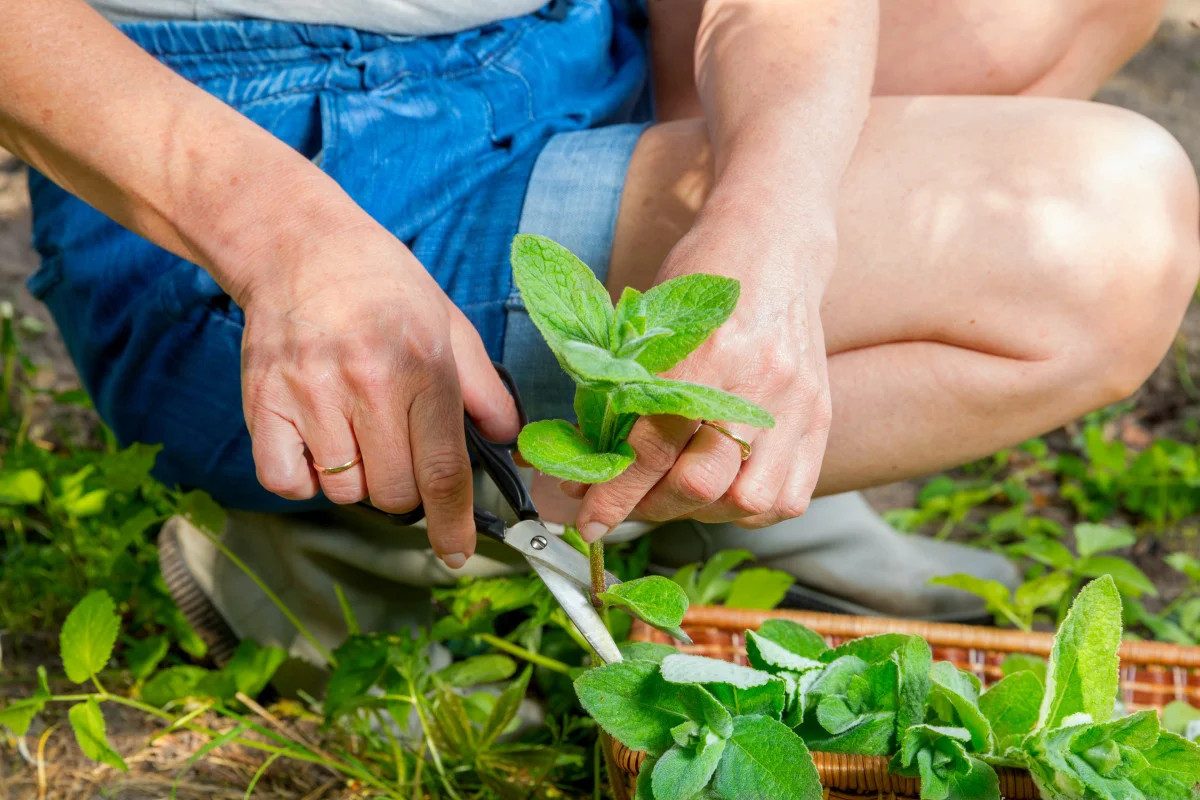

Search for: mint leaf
xmin=661 ymin=654 xmax=786 ymax=718
xmin=1074 ymin=523 xmax=1135 ymax=559
xmin=511 ymin=234 xmax=613 ymax=351
xmin=60 ymin=590 xmax=120 ymax=685
xmin=574 ymin=660 xmax=696 ymax=756
xmin=892 ymin=725 xmax=999 ymax=800
xmin=1013 ymin=572 xmax=1071 ymax=619
xmin=436 ymin=654 xmax=517 ymax=688
xmin=481 ymin=666 xmax=532 ymax=746
xmin=219 ymin=639 xmax=287 ymax=698
xmin=0 ymin=668 xmax=50 ymax=736
xmin=574 ymin=387 xmax=608 ymax=444
xmin=821 ymin=633 xmax=911 ymax=665
xmin=1038 ymin=575 xmax=1122 ymax=730
xmin=611 ymin=378 xmax=774 ymax=428
xmin=1000 ymin=654 xmax=1047 ymax=683
xmin=928 ymin=575 xmax=1023 ymax=629
xmin=517 ymin=420 xmax=635 ymax=482
xmin=1075 ymin=556 xmax=1159 ymax=598
xmin=745 ymin=631 xmax=823 ymax=675
xmin=559 ymin=340 xmax=653 ymax=387
xmin=755 ymin=620 xmax=829 ymax=660
xmin=927 ymin=662 xmax=991 ymax=752
xmin=1134 ymin=731 xmax=1200 ymax=800
xmin=619 ymin=641 xmax=680 ymax=664
xmin=637 ymin=275 xmax=740 ymax=374
xmin=140 ymin=665 xmax=210 ymax=707
xmin=124 ymin=635 xmax=169 ymax=681
xmin=980 ymin=671 xmax=1043 ymax=750
xmin=693 ymin=549 xmax=755 ymax=605
xmin=724 ymin=568 xmax=794 ymax=610
xmin=598 ymin=576 xmax=691 ymax=643
xmin=800 ymin=655 xmax=899 ymax=756
xmin=68 ymin=699 xmax=129 ymax=771
xmin=653 ymin=739 xmax=727 ymax=800
xmin=712 ymin=715 xmax=822 ymax=800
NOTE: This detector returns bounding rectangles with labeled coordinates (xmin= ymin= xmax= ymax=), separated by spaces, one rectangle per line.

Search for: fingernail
xmin=441 ymin=552 xmax=468 ymax=569
xmin=579 ymin=522 xmax=608 ymax=543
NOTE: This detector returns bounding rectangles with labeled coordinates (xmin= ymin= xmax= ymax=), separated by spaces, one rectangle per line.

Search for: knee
xmin=1060 ymin=109 xmax=1199 ymax=403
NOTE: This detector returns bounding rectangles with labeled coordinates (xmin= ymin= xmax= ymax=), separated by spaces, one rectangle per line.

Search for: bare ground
xmin=2 ymin=5 xmax=1200 ymax=798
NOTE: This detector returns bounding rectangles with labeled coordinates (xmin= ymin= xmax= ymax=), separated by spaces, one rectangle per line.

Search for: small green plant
xmin=510 ymin=234 xmax=773 ymax=483
xmin=931 ymin=523 xmax=1157 ymax=631
xmin=671 ymin=549 xmax=795 ymax=610
xmin=576 ymin=577 xmax=1200 ymax=800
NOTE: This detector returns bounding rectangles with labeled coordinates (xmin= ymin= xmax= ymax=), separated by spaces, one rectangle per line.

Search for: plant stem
xmin=589 ymin=542 xmax=606 ymax=610
xmin=478 ymin=633 xmax=572 ymax=675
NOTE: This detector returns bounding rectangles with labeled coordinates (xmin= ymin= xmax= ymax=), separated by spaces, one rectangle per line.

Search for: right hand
xmin=236 ymin=224 xmax=519 ymax=567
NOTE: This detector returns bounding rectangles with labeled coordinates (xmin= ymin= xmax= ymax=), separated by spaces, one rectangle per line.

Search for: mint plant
xmin=510 ymin=234 xmax=774 ymax=483
xmin=576 ymin=576 xmax=1200 ymax=800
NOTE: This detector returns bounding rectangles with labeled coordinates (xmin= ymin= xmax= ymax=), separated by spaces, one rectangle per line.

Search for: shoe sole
xmin=158 ymin=520 xmax=241 ymax=667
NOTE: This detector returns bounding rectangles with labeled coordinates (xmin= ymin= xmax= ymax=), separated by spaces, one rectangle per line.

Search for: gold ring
xmin=700 ymin=421 xmax=752 ymax=462
xmin=312 ymin=453 xmax=362 ymax=475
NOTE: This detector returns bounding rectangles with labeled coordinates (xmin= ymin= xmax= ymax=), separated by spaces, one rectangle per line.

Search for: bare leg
xmin=606 ymin=97 xmax=1200 ymax=497
xmin=648 ymin=0 xmax=1166 ymax=120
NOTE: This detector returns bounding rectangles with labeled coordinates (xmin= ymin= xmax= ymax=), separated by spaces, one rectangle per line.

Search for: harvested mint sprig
xmin=510 ymin=234 xmax=774 ymax=483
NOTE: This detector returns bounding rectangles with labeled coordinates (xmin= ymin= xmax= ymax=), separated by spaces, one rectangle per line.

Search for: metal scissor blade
xmin=530 ymin=558 xmax=623 ymax=664
xmin=505 ymin=520 xmax=619 ymax=589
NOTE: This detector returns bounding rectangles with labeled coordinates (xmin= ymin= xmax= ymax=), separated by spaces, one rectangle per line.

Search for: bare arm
xmin=0 ymin=0 xmax=518 ymax=565
xmin=576 ymin=0 xmax=880 ymax=538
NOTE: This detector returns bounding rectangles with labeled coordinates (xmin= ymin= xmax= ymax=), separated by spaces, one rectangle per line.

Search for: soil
xmin=2 ymin=4 xmax=1200 ymax=797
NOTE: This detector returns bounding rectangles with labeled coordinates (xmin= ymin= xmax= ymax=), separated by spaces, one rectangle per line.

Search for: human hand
xmin=237 ymin=223 xmax=519 ymax=567
xmin=568 ymin=204 xmax=835 ymax=538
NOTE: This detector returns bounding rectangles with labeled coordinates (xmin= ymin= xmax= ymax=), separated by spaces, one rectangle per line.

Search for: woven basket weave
xmin=610 ymin=605 xmax=1200 ymax=799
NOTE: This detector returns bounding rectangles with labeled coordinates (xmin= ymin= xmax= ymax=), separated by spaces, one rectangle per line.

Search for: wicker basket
xmin=610 ymin=606 xmax=1200 ymax=800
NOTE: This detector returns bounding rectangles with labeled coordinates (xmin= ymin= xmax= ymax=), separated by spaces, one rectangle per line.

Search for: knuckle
xmin=675 ymin=461 xmax=728 ymax=506
xmin=777 ymin=493 xmax=812 ymax=521
xmin=630 ymin=434 xmax=678 ymax=476
xmin=418 ymin=450 xmax=471 ymax=501
xmin=727 ymin=483 xmax=773 ymax=517
xmin=257 ymin=468 xmax=313 ymax=500
xmin=322 ymin=480 xmax=368 ymax=506
xmin=369 ymin=486 xmax=421 ymax=514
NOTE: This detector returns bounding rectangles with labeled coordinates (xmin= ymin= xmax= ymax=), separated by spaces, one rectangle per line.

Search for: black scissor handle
xmin=354 ymin=362 xmax=536 ymax=537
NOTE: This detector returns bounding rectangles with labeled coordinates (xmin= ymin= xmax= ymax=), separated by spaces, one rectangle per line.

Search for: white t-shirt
xmin=90 ymin=0 xmax=549 ymax=36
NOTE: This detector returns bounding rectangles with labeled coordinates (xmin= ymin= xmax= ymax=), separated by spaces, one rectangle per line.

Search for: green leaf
xmin=1073 ymin=523 xmax=1136 ymax=559
xmin=927 ymin=662 xmax=991 ymax=752
xmin=893 ymin=725 xmax=999 ymax=800
xmin=574 ymin=660 xmax=697 ymax=756
xmin=712 ymin=715 xmax=822 ymax=800
xmin=1166 ymin=552 xmax=1200 ymax=583
xmin=928 ymin=574 xmax=1023 ymax=629
xmin=1076 ymin=556 xmax=1159 ymax=598
xmin=511 ymin=234 xmax=613 ymax=352
xmin=611 ymin=286 xmax=647 ymax=347
xmin=1008 ymin=537 xmax=1077 ymax=571
xmin=61 ymin=488 xmax=108 ymax=517
xmin=1000 ymin=654 xmax=1047 ymax=683
xmin=1163 ymin=701 xmax=1200 ymax=737
xmin=1133 ymin=731 xmax=1200 ymax=799
xmin=0 ymin=469 xmax=45 ymax=505
xmin=99 ymin=442 xmax=162 ymax=493
xmin=177 ymin=490 xmax=226 ymax=536
xmin=481 ymin=666 xmax=532 ymax=746
xmin=745 ymin=631 xmax=823 ymax=675
xmin=619 ymin=641 xmax=679 ymax=664
xmin=323 ymin=634 xmax=405 ymax=722
xmin=334 ymin=584 xmax=361 ymax=636
xmin=636 ymin=755 xmax=658 ymax=800
xmin=125 ymin=635 xmax=169 ymax=681
xmin=821 ymin=633 xmax=912 ymax=665
xmin=694 ymin=550 xmax=755 ymax=605
xmin=219 ymin=639 xmax=287 ymax=698
xmin=558 ymin=340 xmax=653 ymax=386
xmin=755 ymin=620 xmax=829 ymax=660
xmin=980 ymin=671 xmax=1043 ymax=750
xmin=517 ymin=420 xmax=635 ymax=483
xmin=437 ymin=654 xmax=517 ymax=688
xmin=60 ymin=590 xmax=120 ymax=685
xmin=1038 ymin=575 xmax=1122 ymax=730
xmin=895 ymin=636 xmax=933 ymax=736
xmin=661 ymin=654 xmax=786 ymax=718
xmin=611 ymin=378 xmax=774 ymax=428
xmin=636 ymin=275 xmax=740 ymax=374
xmin=1014 ymin=572 xmax=1071 ymax=617
xmin=68 ymin=699 xmax=129 ymax=771
xmin=574 ymin=387 xmax=609 ymax=445
xmin=0 ymin=670 xmax=50 ymax=736
xmin=598 ymin=576 xmax=691 ymax=642
xmin=140 ymin=666 xmax=210 ymax=707
xmin=724 ymin=569 xmax=794 ymax=610
xmin=653 ymin=739 xmax=727 ymax=800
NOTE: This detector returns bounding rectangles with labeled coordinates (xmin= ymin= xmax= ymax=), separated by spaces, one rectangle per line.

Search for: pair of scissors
xmin=356 ymin=364 xmax=623 ymax=664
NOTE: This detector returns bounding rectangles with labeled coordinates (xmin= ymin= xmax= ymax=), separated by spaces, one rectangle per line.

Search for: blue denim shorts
xmin=27 ymin=0 xmax=651 ymax=510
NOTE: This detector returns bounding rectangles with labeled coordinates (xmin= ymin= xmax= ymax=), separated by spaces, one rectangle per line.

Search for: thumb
xmin=449 ymin=308 xmax=520 ymax=441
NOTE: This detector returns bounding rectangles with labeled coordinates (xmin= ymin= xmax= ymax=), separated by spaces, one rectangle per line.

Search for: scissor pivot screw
xmin=530 ymin=535 xmax=548 ymax=550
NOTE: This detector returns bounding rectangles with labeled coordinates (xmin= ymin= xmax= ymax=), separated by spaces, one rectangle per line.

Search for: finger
xmin=296 ymin=407 xmax=368 ymax=505
xmin=734 ymin=427 xmax=827 ymax=528
xmin=635 ymin=424 xmax=746 ymax=521
xmin=350 ymin=377 xmax=421 ymax=515
xmin=410 ymin=368 xmax=476 ymax=567
xmin=560 ymin=481 xmax=588 ymax=500
xmin=449 ymin=308 xmax=520 ymax=442
xmin=250 ymin=412 xmax=320 ymax=501
xmin=575 ymin=415 xmax=698 ymax=542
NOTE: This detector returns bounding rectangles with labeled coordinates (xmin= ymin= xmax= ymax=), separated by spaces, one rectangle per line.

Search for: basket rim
xmin=674 ymin=605 xmax=1200 ymax=667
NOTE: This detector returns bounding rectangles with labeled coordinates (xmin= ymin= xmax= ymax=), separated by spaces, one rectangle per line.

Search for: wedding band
xmin=312 ymin=453 xmax=362 ymax=475
xmin=700 ymin=421 xmax=752 ymax=462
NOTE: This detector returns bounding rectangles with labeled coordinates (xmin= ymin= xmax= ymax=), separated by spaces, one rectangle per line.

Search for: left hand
xmin=570 ymin=201 xmax=836 ymax=539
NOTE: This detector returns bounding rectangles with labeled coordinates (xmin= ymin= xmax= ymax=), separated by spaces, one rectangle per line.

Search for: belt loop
xmin=537 ymin=0 xmax=570 ymax=22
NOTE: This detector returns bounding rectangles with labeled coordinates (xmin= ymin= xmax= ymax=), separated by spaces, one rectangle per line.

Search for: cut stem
xmin=589 ymin=542 xmax=606 ymax=609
